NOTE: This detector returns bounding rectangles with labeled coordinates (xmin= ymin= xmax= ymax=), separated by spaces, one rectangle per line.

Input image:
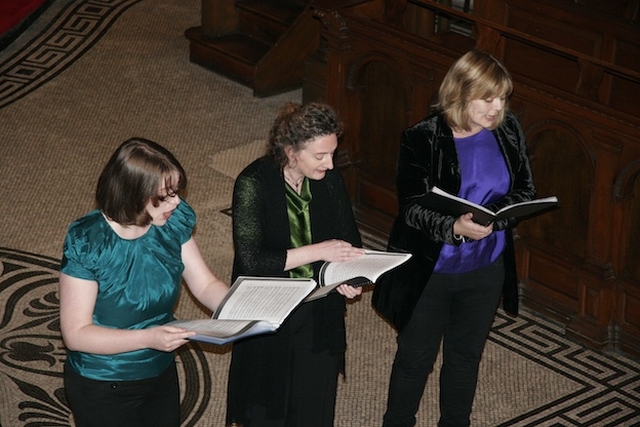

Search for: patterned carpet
xmin=1 ymin=0 xmax=136 ymax=108
xmin=1 ymin=0 xmax=639 ymax=426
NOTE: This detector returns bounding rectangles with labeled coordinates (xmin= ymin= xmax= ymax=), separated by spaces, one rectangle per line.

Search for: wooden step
xmin=186 ymin=27 xmax=270 ymax=87
xmin=186 ymin=0 xmax=315 ymax=96
xmin=237 ymin=0 xmax=307 ymax=25
xmin=237 ymin=0 xmax=307 ymax=44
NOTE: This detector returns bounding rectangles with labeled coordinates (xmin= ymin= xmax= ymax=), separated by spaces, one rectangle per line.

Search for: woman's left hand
xmin=336 ymin=284 xmax=363 ymax=299
xmin=454 ymin=212 xmax=493 ymax=241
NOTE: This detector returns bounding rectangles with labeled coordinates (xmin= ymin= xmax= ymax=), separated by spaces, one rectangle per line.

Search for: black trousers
xmin=64 ymin=361 xmax=180 ymax=427
xmin=382 ymin=256 xmax=505 ymax=427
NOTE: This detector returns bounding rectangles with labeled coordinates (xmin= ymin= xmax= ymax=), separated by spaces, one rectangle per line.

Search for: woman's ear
xmin=284 ymin=146 xmax=297 ymax=168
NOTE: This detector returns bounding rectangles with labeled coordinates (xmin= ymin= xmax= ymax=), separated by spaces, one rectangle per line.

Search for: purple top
xmin=434 ymin=129 xmax=509 ymax=273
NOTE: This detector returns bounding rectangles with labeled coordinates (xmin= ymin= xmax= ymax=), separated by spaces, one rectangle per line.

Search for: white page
xmin=167 ymin=318 xmax=277 ymax=345
xmin=495 ymin=196 xmax=559 ymax=215
xmin=320 ymin=250 xmax=411 ymax=286
xmin=169 ymin=318 xmax=263 ymax=336
xmin=215 ymin=277 xmax=316 ymax=325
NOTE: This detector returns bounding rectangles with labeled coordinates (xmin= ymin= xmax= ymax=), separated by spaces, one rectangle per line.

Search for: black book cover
xmin=419 ymin=187 xmax=559 ymax=226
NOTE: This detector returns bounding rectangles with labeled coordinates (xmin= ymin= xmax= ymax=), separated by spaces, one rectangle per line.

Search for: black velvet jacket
xmin=372 ymin=112 xmax=536 ymax=332
xmin=227 ymin=155 xmax=362 ymax=424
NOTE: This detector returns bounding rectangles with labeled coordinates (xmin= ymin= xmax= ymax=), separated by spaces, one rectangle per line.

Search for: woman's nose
xmin=325 ymin=156 xmax=334 ymax=170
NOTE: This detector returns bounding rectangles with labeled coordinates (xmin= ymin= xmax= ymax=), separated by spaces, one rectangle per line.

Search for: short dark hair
xmin=266 ymin=102 xmax=343 ymax=169
xmin=96 ymin=137 xmax=186 ymax=226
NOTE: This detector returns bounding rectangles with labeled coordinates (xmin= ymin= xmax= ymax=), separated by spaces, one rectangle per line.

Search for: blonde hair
xmin=436 ymin=50 xmax=513 ymax=131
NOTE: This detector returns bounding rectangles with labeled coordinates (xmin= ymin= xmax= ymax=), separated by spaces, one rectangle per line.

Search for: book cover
xmin=421 ymin=186 xmax=558 ymax=226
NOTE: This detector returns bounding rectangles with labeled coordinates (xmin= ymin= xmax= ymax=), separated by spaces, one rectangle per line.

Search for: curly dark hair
xmin=266 ymin=102 xmax=343 ymax=169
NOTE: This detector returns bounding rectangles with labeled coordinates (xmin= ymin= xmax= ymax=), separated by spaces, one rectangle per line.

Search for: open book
xmin=420 ymin=186 xmax=559 ymax=226
xmin=167 ymin=276 xmax=317 ymax=345
xmin=304 ymin=250 xmax=412 ymax=302
xmin=167 ymin=250 xmax=411 ymax=344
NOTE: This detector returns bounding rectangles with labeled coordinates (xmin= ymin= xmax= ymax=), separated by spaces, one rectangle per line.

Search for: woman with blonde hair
xmin=374 ymin=50 xmax=536 ymax=427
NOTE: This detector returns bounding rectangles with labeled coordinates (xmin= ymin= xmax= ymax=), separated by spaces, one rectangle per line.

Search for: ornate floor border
xmin=490 ymin=310 xmax=640 ymax=426
xmin=0 ymin=0 xmax=141 ymax=109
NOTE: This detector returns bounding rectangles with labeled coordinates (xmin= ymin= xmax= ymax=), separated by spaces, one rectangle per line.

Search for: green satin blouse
xmin=60 ymin=199 xmax=195 ymax=381
xmin=285 ymin=178 xmax=313 ymax=279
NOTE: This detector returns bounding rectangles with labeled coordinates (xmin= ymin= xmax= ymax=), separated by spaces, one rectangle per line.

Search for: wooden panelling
xmin=528 ymin=249 xmax=580 ymax=302
xmin=356 ymin=62 xmax=407 ymax=182
xmin=615 ymin=37 xmax=640 ymax=70
xmin=505 ymin=7 xmax=604 ymax=57
xmin=503 ymin=42 xmax=581 ymax=96
xmin=357 ymin=176 xmax=398 ymax=218
xmin=618 ymin=281 xmax=640 ymax=356
xmin=609 ymin=74 xmax=640 ymax=117
xmin=519 ymin=114 xmax=593 ymax=260
xmin=620 ymin=283 xmax=640 ymax=328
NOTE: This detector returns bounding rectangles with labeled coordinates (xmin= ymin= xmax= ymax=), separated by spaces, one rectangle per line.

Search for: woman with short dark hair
xmin=59 ymin=137 xmax=229 ymax=427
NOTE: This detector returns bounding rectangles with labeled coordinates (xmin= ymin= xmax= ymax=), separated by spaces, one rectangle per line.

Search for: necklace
xmin=284 ymin=173 xmax=304 ymax=191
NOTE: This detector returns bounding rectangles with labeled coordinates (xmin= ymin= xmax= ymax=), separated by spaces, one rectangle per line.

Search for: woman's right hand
xmin=145 ymin=325 xmax=197 ymax=352
xmin=315 ymin=239 xmax=366 ymax=263
xmin=285 ymin=239 xmax=365 ymax=272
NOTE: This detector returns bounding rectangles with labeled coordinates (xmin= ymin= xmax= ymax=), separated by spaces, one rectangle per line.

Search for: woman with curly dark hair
xmin=226 ymin=102 xmax=365 ymax=427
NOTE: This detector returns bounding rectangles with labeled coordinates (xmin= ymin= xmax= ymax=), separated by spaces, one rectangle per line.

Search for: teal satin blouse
xmin=60 ymin=199 xmax=195 ymax=381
